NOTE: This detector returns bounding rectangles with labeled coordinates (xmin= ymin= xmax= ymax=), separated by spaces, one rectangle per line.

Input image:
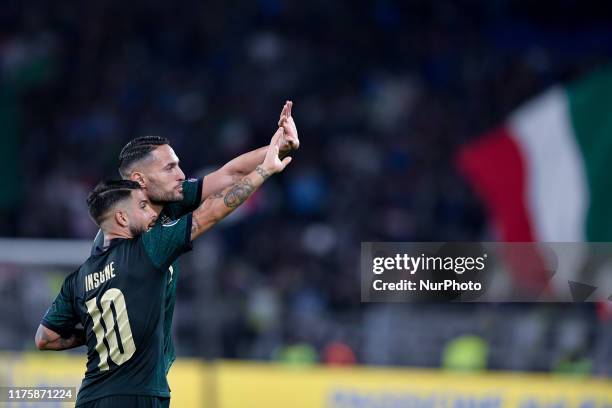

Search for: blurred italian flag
xmin=456 ymin=68 xmax=612 ymax=306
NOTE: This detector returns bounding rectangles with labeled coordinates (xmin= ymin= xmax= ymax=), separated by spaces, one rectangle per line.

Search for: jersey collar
xmin=92 ymin=238 xmax=127 ymax=256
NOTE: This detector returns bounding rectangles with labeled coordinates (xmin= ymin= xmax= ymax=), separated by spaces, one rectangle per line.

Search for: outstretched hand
xmin=262 ymin=127 xmax=292 ymax=175
xmin=277 ymin=100 xmax=299 ymax=152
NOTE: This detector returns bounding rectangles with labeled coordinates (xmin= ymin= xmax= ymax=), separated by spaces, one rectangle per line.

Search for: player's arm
xmin=142 ymin=129 xmax=293 ymax=268
xmin=36 ymin=271 xmax=84 ymax=351
xmin=35 ymin=325 xmax=85 ymax=351
xmin=191 ymin=127 xmax=292 ymax=240
xmin=200 ymin=101 xmax=299 ymax=201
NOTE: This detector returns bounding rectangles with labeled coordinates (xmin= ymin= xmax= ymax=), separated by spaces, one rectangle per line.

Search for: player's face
xmin=127 ymin=189 xmax=158 ymax=236
xmin=142 ymin=145 xmax=186 ymax=204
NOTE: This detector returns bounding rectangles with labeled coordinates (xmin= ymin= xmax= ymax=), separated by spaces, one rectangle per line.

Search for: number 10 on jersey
xmin=85 ymin=288 xmax=136 ymax=371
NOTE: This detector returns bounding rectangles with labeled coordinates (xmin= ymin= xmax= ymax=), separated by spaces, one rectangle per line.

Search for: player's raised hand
xmin=277 ymin=100 xmax=300 ymax=152
xmin=263 ymin=127 xmax=292 ymax=175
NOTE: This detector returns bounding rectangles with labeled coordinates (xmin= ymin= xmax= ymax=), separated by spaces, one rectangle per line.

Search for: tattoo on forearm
xmin=59 ymin=328 xmax=85 ymax=349
xmin=224 ymin=178 xmax=255 ymax=208
xmin=59 ymin=336 xmax=76 ymax=349
xmin=191 ymin=216 xmax=200 ymax=236
xmin=40 ymin=328 xmax=85 ymax=350
xmin=255 ymin=165 xmax=271 ymax=181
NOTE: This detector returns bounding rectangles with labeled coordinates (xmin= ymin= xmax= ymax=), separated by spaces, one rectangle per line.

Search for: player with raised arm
xmin=90 ymin=101 xmax=299 ymax=374
xmin=35 ymin=131 xmax=291 ymax=407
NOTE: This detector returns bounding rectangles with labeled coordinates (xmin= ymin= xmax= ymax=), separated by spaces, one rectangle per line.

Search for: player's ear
xmin=114 ymin=210 xmax=129 ymax=228
xmin=130 ymin=172 xmax=146 ymax=189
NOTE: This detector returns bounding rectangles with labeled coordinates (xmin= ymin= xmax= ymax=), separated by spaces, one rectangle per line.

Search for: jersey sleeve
xmin=41 ymin=271 xmax=79 ymax=337
xmin=164 ymin=177 xmax=203 ymax=219
xmin=141 ymin=214 xmax=193 ymax=270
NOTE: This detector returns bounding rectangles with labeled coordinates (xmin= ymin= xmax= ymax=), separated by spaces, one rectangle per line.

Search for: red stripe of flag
xmin=456 ymin=126 xmax=535 ymax=242
xmin=456 ymin=127 xmax=552 ymax=296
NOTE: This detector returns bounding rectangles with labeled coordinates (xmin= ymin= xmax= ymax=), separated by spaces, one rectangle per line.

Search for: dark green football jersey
xmin=42 ymin=214 xmax=193 ymax=406
xmin=90 ymin=177 xmax=202 ymax=374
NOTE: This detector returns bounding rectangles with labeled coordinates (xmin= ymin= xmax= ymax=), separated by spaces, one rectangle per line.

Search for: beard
xmin=147 ymin=184 xmax=184 ymax=204
xmin=129 ymin=224 xmax=149 ymax=237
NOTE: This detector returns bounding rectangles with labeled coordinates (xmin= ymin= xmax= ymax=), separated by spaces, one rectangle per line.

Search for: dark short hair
xmin=118 ymin=136 xmax=169 ymax=178
xmin=86 ymin=180 xmax=142 ymax=226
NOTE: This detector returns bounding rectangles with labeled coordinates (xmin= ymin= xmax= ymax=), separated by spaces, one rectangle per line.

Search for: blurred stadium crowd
xmin=0 ymin=1 xmax=611 ymax=375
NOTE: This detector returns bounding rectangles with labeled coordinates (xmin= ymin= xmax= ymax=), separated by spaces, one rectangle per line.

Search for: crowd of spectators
xmin=1 ymin=0 xmax=611 ymax=375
